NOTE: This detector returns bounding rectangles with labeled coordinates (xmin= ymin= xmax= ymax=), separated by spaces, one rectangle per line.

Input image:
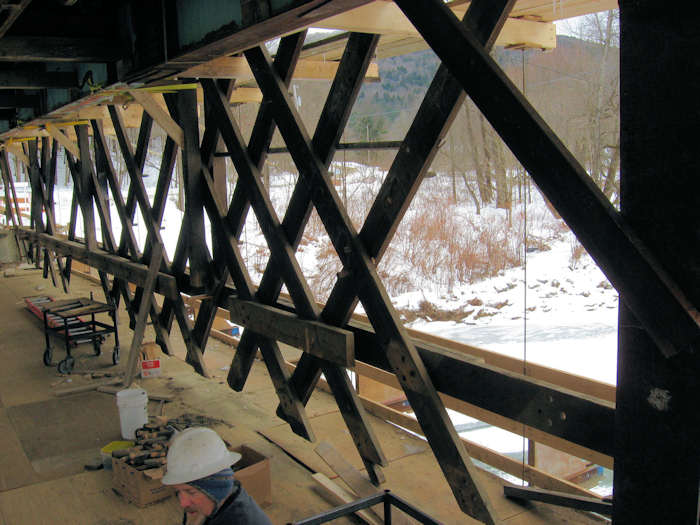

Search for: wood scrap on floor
xmin=311 ymin=473 xmax=382 ymax=525
xmin=315 ymin=441 xmax=414 ymax=525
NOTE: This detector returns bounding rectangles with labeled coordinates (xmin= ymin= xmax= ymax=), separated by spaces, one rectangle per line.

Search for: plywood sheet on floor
xmin=6 ymin=393 xmax=122 ymax=461
xmin=0 ymin=470 xmax=182 ymax=525
xmin=260 ymin=410 xmax=428 ymax=479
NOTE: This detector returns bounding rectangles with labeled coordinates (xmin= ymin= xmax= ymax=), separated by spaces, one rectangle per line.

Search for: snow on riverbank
xmin=404 ymin=237 xmax=619 ymax=385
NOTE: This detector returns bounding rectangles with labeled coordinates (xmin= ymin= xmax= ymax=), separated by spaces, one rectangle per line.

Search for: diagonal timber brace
xmin=286 ymin=0 xmax=517 ymax=423
xmin=205 ymin=31 xmax=389 ymax=483
xmin=244 ymin=44 xmax=500 ymax=524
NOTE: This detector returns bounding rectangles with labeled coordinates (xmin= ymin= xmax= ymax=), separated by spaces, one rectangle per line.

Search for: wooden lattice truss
xmin=2 ymin=1 xmax=698 ymax=523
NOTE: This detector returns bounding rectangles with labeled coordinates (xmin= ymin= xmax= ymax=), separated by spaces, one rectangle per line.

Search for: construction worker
xmin=162 ymin=427 xmax=273 ymax=525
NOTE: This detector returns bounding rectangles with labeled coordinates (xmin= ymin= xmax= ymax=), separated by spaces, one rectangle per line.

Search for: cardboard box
xmin=112 ymin=458 xmax=173 ymax=507
xmin=233 ymin=445 xmax=271 ymax=506
xmin=139 ymin=358 xmax=162 ymax=378
xmin=139 ymin=342 xmax=162 ymax=378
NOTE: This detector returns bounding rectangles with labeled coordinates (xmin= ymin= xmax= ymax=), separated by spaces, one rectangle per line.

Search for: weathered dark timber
xmin=503 ymin=486 xmax=612 ymax=515
xmin=124 ymin=243 xmax=164 ymax=386
xmin=197 ymin=164 xmax=316 ymax=441
xmin=109 ymin=102 xmax=209 ymax=377
xmin=287 ymin=0 xmax=515 ymax=448
xmin=230 ymin=32 xmax=378 ymax=384
xmin=197 ymin=39 xmax=318 ymax=440
xmin=245 ymin=45 xmax=498 ymax=523
xmin=178 ymin=87 xmax=211 ymax=290
xmin=198 ymin=106 xmax=316 ymax=441
xmin=0 ymin=69 xmax=76 ymax=89
xmin=0 ymin=93 xmax=40 ymax=109
xmin=227 ymin=298 xmax=354 ymax=367
xmin=0 ymin=36 xmax=121 ymax=62
xmin=614 ymin=2 xmax=700 ymax=523
xmin=127 ymin=0 xmax=370 ymax=83
xmin=63 ymin=184 xmax=78 ymax=281
xmin=395 ymin=0 xmax=700 ymax=361
xmin=224 ymin=32 xmax=388 ymax=483
xmin=75 ymin=124 xmax=114 ymax=304
xmin=15 ymin=229 xmax=179 ymax=299
xmin=0 ymin=0 xmax=32 ymax=40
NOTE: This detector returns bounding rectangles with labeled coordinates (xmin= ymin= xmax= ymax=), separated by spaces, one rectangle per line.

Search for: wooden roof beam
xmin=315 ymin=1 xmax=557 ymax=49
xmin=0 ymin=36 xmax=121 ymax=62
xmin=178 ymin=56 xmax=379 ymax=82
xmin=0 ymin=92 xmax=40 ymax=108
xmin=0 ymin=0 xmax=32 ymax=39
xmin=0 ymin=68 xmax=76 ymax=89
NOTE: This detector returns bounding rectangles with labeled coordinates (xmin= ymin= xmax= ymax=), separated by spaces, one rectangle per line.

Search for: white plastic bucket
xmin=116 ymin=388 xmax=148 ymax=439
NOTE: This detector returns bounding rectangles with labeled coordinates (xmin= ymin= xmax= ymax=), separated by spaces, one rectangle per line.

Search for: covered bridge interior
xmin=0 ymin=0 xmax=697 ymax=524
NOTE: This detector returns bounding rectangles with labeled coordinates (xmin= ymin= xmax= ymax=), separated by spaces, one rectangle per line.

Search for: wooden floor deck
xmin=0 ymin=265 xmax=609 ymax=525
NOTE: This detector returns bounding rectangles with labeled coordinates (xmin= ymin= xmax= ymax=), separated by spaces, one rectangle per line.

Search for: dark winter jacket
xmin=182 ymin=480 xmax=273 ymax=525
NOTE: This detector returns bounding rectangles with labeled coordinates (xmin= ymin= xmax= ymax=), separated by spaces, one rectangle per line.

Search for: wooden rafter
xmin=315 ymin=1 xmax=555 ymax=50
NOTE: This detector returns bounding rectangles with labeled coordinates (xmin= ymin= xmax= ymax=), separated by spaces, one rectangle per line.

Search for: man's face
xmin=173 ymin=484 xmax=216 ymax=517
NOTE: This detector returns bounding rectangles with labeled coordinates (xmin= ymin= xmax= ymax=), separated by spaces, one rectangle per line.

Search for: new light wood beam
xmin=316 ymin=1 xmax=556 ymax=49
xmin=180 ymin=57 xmax=379 ymax=82
xmin=45 ymin=123 xmax=80 ymax=160
xmin=128 ymin=90 xmax=184 ymax=147
xmin=4 ymin=143 xmax=29 ymax=166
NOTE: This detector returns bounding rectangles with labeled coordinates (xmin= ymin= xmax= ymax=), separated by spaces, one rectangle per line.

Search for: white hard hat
xmin=162 ymin=427 xmax=242 ymax=485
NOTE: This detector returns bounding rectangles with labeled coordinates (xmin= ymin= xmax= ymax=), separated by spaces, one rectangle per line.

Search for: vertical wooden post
xmin=615 ymin=2 xmax=700 ymax=523
xmin=177 ymin=87 xmax=209 ymax=289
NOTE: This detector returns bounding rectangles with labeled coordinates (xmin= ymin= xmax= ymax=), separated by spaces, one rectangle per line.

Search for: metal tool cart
xmin=31 ymin=295 xmax=120 ymax=374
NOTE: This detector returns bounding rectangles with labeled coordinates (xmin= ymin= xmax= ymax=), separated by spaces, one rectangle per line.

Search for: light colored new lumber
xmin=4 ymin=144 xmax=29 ymax=167
xmin=311 ymin=473 xmax=383 ymax=525
xmin=44 ymin=123 xmax=81 ymax=159
xmin=180 ymin=57 xmax=379 ymax=83
xmin=128 ymin=90 xmax=183 ymax=147
xmin=97 ymin=385 xmax=174 ymax=402
xmin=315 ymin=2 xmax=556 ymax=49
xmin=53 ymin=377 xmax=123 ymax=396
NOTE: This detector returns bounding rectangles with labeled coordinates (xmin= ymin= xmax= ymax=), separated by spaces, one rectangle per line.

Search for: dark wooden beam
xmin=0 ymin=0 xmax=32 ymax=40
xmin=227 ymin=297 xmax=354 ymax=367
xmin=350 ymin=322 xmax=614 ymax=456
xmin=0 ymin=69 xmax=76 ymax=89
xmin=394 ymin=0 xmax=700 ymax=361
xmin=614 ymin=2 xmax=700 ymax=523
xmin=0 ymin=36 xmax=121 ymax=62
xmin=504 ymin=486 xmax=612 ymax=515
xmin=15 ymin=228 xmax=179 ymax=299
xmin=0 ymin=92 xmax=39 ymax=108
xmin=177 ymin=87 xmax=210 ymax=289
xmin=127 ymin=0 xmax=371 ymax=83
